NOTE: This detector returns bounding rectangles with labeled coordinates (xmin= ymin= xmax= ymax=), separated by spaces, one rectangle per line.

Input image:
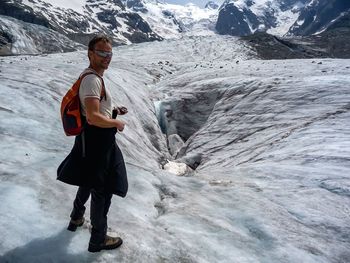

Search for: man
xmin=57 ymin=35 xmax=128 ymax=253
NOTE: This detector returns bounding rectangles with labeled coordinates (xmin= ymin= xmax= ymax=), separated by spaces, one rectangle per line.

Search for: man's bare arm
xmin=85 ymin=98 xmax=125 ymax=131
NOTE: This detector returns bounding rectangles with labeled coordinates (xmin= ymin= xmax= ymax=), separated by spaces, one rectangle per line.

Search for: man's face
xmin=89 ymin=41 xmax=113 ymax=70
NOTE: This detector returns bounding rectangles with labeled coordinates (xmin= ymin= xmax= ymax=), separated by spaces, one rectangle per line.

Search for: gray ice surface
xmin=0 ymin=35 xmax=349 ymax=263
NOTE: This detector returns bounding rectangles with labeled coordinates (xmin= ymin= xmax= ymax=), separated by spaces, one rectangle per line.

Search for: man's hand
xmin=115 ymin=119 xmax=126 ymax=132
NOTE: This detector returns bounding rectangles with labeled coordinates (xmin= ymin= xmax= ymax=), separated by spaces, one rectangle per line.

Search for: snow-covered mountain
xmin=216 ymin=0 xmax=350 ymax=36
xmin=0 ymin=0 xmax=163 ymax=50
xmin=0 ymin=15 xmax=84 ymax=56
xmin=288 ymin=0 xmax=350 ymax=35
xmin=1 ymin=0 xmax=350 ymax=56
xmin=0 ymin=0 xmax=221 ymax=55
xmin=216 ymin=0 xmax=309 ymax=36
xmin=0 ymin=34 xmax=350 ymax=262
xmin=123 ymin=0 xmax=219 ymax=38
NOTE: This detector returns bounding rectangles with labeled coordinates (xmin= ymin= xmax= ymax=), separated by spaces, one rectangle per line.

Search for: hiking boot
xmin=88 ymin=235 xmax=123 ymax=253
xmin=67 ymin=217 xmax=85 ymax=232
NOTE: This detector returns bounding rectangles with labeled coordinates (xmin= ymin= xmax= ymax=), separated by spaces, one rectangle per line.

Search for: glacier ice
xmin=0 ymin=35 xmax=349 ymax=262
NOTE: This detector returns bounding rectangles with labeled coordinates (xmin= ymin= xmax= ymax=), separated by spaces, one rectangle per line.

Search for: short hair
xmin=88 ymin=35 xmax=112 ymax=51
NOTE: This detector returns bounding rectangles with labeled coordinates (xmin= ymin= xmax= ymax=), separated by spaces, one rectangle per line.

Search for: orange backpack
xmin=60 ymin=71 xmax=105 ymax=136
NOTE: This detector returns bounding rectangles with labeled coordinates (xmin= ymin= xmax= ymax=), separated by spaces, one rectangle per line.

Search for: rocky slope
xmin=1 ymin=0 xmax=350 ymax=57
xmin=0 ymin=0 xmax=221 ymax=55
xmin=216 ymin=0 xmax=309 ymax=36
xmin=0 ymin=15 xmax=84 ymax=56
xmin=288 ymin=0 xmax=350 ymax=35
xmin=0 ymin=0 xmax=163 ymax=49
xmin=216 ymin=0 xmax=350 ymax=36
xmin=242 ymin=28 xmax=350 ymax=59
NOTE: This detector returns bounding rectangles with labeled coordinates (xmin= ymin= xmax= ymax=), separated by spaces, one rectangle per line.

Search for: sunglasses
xmin=94 ymin=50 xmax=113 ymax=58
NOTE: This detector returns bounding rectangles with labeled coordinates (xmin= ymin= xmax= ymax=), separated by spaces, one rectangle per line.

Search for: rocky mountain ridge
xmin=0 ymin=0 xmax=219 ymax=55
xmin=288 ymin=0 xmax=350 ymax=35
xmin=1 ymin=0 xmax=350 ymax=56
xmin=216 ymin=0 xmax=350 ymax=36
xmin=0 ymin=0 xmax=163 ymax=49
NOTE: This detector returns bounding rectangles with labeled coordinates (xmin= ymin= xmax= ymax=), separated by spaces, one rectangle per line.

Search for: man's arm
xmin=85 ymin=98 xmax=125 ymax=131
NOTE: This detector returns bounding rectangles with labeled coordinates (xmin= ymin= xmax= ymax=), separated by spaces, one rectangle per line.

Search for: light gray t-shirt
xmin=79 ymin=68 xmax=113 ymax=119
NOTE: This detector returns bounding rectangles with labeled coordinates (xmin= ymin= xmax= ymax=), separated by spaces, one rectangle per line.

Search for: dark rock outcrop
xmin=125 ymin=0 xmax=148 ymax=13
xmin=243 ymin=31 xmax=350 ymax=59
xmin=0 ymin=28 xmax=12 ymax=55
xmin=0 ymin=1 xmax=51 ymax=28
xmin=216 ymin=3 xmax=259 ymax=36
xmin=289 ymin=0 xmax=350 ymax=35
xmin=326 ymin=11 xmax=350 ymax=31
xmin=97 ymin=10 xmax=122 ymax=29
xmin=121 ymin=12 xmax=163 ymax=43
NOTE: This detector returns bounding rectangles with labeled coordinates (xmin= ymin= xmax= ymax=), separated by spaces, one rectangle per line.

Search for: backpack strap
xmin=79 ymin=71 xmax=106 ymax=101
xmin=77 ymin=71 xmax=105 ymax=156
xmin=99 ymin=77 xmax=106 ymax=101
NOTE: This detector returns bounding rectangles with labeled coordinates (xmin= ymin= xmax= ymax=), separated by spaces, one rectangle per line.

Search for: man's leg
xmin=88 ymin=188 xmax=122 ymax=252
xmin=68 ymin=186 xmax=91 ymax=231
xmin=89 ymin=188 xmax=112 ymax=244
xmin=103 ymin=190 xmax=113 ymax=228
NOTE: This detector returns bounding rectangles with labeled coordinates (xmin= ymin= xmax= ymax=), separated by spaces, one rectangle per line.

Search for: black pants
xmin=70 ymin=186 xmax=113 ymax=244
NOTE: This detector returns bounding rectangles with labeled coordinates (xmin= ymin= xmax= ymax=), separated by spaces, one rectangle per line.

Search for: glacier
xmin=0 ymin=35 xmax=349 ymax=262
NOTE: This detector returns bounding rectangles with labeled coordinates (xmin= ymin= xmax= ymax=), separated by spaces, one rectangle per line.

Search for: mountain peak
xmin=205 ymin=1 xmax=219 ymax=10
xmin=215 ymin=0 xmax=350 ymax=36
